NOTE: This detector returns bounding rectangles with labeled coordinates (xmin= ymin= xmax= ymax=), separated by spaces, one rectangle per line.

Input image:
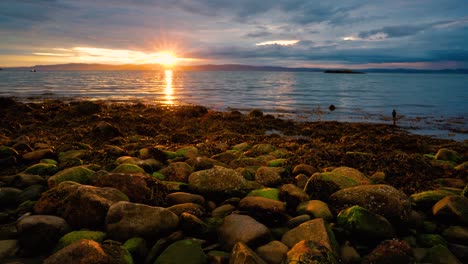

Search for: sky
xmin=1 ymin=0 xmax=467 ymax=69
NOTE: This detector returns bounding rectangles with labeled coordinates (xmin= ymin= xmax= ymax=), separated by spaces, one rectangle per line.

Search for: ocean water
xmin=0 ymin=70 xmax=467 ymax=140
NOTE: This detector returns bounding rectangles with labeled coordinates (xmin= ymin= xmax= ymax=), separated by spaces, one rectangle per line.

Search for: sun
xmin=156 ymin=51 xmax=177 ymax=67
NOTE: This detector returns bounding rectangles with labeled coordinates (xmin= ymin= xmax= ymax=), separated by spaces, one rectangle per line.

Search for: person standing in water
xmin=392 ymin=109 xmax=397 ymax=126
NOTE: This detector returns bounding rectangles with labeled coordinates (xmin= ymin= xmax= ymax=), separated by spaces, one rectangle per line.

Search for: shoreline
xmin=0 ymin=98 xmax=467 ymax=263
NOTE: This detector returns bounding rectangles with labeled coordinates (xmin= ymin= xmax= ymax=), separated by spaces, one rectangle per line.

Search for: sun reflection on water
xmin=164 ymin=69 xmax=174 ymax=105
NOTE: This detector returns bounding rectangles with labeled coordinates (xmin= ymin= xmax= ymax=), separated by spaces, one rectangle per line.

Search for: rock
xmin=17 ymin=215 xmax=70 ymax=253
xmin=44 ymin=239 xmax=132 ymax=264
xmin=58 ymin=149 xmax=87 ymax=163
xmin=331 ymin=166 xmax=370 ymax=185
xmin=93 ymin=121 xmax=121 ymax=138
xmin=0 ymin=187 xmax=22 ymax=206
xmin=106 ymin=201 xmax=179 ymax=241
xmin=304 ymin=171 xmax=365 ymax=200
xmin=188 ymin=165 xmax=253 ymax=199
xmin=433 ymin=195 xmax=468 ymax=225
xmin=176 ymin=146 xmax=199 ymax=159
xmin=254 ymin=166 xmax=284 ymax=187
xmin=217 ymin=214 xmax=271 ymax=251
xmin=285 ymin=240 xmax=339 ymax=264
xmin=91 ymin=172 xmax=168 ymax=205
xmin=112 ymin=163 xmax=146 ymax=174
xmin=47 ymin=166 xmax=95 ymax=188
xmin=455 ymin=161 xmax=468 ymax=171
xmin=0 ymin=239 xmax=19 ymax=261
xmin=248 ymin=188 xmax=280 ymax=201
xmin=435 ymin=148 xmax=461 ymax=163
xmin=281 ymin=218 xmax=338 ymax=254
xmin=442 ymin=226 xmax=468 ymax=245
xmin=245 ymin=144 xmax=276 ymax=156
xmin=432 ymin=178 xmax=466 ymax=189
xmin=230 ymin=157 xmax=265 ymax=168
xmin=159 ymin=162 xmax=194 ymax=182
xmin=72 ymin=101 xmax=102 ymax=115
xmin=296 ymin=200 xmax=333 ymax=222
xmin=55 ymin=230 xmax=106 ymax=251
xmin=155 ymin=239 xmax=207 ymax=264
xmin=229 ymin=242 xmax=267 ymax=264
xmin=238 ymin=196 xmax=288 ymax=225
xmin=16 ymin=184 xmax=45 ymax=204
xmin=329 ymin=184 xmax=412 ymax=224
xmin=337 ymin=205 xmax=395 ymax=240
xmin=207 ymin=250 xmax=230 ymax=264
xmin=167 ymin=203 xmax=206 ymax=218
xmin=186 ymin=157 xmax=222 ymax=171
xmin=10 ymin=173 xmax=46 ymax=188
xmin=362 ymin=239 xmax=413 ymax=264
xmin=22 ymin=149 xmax=54 ymax=161
xmin=166 ymin=192 xmax=205 ymax=206
xmin=287 ymin=215 xmax=312 ymax=229
xmin=340 ymin=241 xmax=361 ymax=264
xmin=255 ymin=240 xmax=288 ymax=264
xmin=418 ymin=234 xmax=448 ymax=247
xmin=35 ymin=182 xmax=129 ymax=228
xmin=24 ymin=163 xmax=58 ymax=176
xmin=268 ymin=158 xmax=287 ymax=167
xmin=123 ymin=237 xmax=148 ymax=263
xmin=421 ymin=245 xmax=462 ymax=264
xmin=212 ymin=204 xmax=236 ymax=218
xmin=292 ymin=164 xmax=318 ymax=176
xmin=295 ymin=174 xmax=309 ymax=189
xmin=0 ymin=146 xmax=19 ymax=158
xmin=279 ymin=184 xmax=309 ymax=210
xmin=448 ymin=244 xmax=468 ymax=263
xmin=410 ymin=189 xmax=460 ymax=209
xmin=211 ymin=151 xmax=239 ymax=164
xmin=180 ymin=212 xmax=209 ymax=237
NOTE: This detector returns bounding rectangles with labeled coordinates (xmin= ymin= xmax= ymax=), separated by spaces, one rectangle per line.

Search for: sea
xmin=0 ymin=70 xmax=467 ymax=141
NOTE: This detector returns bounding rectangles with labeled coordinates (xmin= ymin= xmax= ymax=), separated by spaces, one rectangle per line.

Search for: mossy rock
xmin=417 ymin=234 xmax=448 ymax=248
xmin=304 ymin=171 xmax=363 ymax=200
xmin=410 ymin=189 xmax=459 ymax=209
xmin=296 ymin=200 xmax=333 ymax=222
xmin=0 ymin=146 xmax=19 ymax=158
xmin=155 ymin=239 xmax=207 ymax=264
xmin=267 ymin=158 xmax=287 ymax=167
xmin=232 ymin=142 xmax=251 ymax=152
xmin=152 ymin=172 xmax=166 ymax=180
xmin=434 ymin=148 xmax=461 ymax=163
xmin=40 ymin=159 xmax=58 ymax=165
xmin=58 ymin=149 xmax=87 ymax=162
xmin=421 ymin=245 xmax=462 ymax=264
xmin=176 ymin=146 xmax=199 ymax=159
xmin=163 ymin=150 xmax=182 ymax=160
xmin=247 ymin=188 xmax=280 ymax=201
xmin=24 ymin=163 xmax=58 ymax=176
xmin=337 ymin=205 xmax=395 ymax=240
xmin=47 ymin=166 xmax=95 ymax=188
xmin=112 ymin=164 xmax=146 ymax=174
xmin=123 ymin=237 xmax=147 ymax=261
xmin=55 ymin=230 xmax=107 ymax=251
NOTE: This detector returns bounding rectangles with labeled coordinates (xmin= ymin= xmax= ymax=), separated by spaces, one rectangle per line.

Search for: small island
xmin=324 ymin=69 xmax=365 ymax=74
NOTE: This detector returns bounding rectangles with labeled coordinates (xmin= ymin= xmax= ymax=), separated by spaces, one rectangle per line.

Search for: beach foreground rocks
xmin=0 ymin=100 xmax=466 ymax=263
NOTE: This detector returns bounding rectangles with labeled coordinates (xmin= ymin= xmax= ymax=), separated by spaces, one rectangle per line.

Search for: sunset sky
xmin=1 ymin=0 xmax=467 ymax=69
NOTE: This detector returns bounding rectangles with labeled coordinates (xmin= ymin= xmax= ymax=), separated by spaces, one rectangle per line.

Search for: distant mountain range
xmin=2 ymin=63 xmax=468 ymax=74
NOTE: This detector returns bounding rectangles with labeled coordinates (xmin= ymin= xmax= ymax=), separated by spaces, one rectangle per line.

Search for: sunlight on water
xmin=163 ymin=69 xmax=174 ymax=105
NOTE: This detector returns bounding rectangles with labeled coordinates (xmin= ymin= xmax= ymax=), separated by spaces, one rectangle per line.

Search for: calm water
xmin=0 ymin=70 xmax=467 ymax=140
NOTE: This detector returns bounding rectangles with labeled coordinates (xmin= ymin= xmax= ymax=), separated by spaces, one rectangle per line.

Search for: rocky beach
xmin=0 ymin=98 xmax=467 ymax=264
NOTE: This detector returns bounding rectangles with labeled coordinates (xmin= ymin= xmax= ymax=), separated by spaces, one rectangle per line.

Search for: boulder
xmin=159 ymin=162 xmax=194 ymax=182
xmin=111 ymin=163 xmax=146 ymax=174
xmin=22 ymin=149 xmax=54 ymax=161
xmin=248 ymin=188 xmax=280 ymax=201
xmin=255 ymin=240 xmax=288 ymax=264
xmin=44 ymin=239 xmax=132 ymax=264
xmin=155 ymin=239 xmax=207 ymax=264
xmin=337 ymin=205 xmax=395 ymax=240
xmin=304 ymin=171 xmax=366 ymax=200
xmin=279 ymin=184 xmax=309 ymax=210
xmin=442 ymin=226 xmax=468 ymax=245
xmin=0 ymin=187 xmax=21 ymax=206
xmin=47 ymin=166 xmax=95 ymax=188
xmin=16 ymin=184 xmax=45 ymax=204
xmin=188 ymin=165 xmax=253 ymax=199
xmin=166 ymin=192 xmax=205 ymax=206
xmin=24 ymin=163 xmax=58 ymax=176
xmin=239 ymin=196 xmax=288 ymax=225
xmin=180 ymin=212 xmax=209 ymax=237
xmin=281 ymin=218 xmax=338 ymax=254
xmin=362 ymin=239 xmax=413 ymax=264
xmin=329 ymin=184 xmax=412 ymax=224
xmin=331 ymin=166 xmax=370 ymax=185
xmin=106 ymin=201 xmax=179 ymax=241
xmin=433 ymin=195 xmax=468 ymax=225
xmin=91 ymin=172 xmax=168 ymax=205
xmin=285 ymin=240 xmax=339 ymax=264
xmin=410 ymin=189 xmax=460 ymax=209
xmin=55 ymin=230 xmax=107 ymax=251
xmin=35 ymin=182 xmax=129 ymax=228
xmin=10 ymin=173 xmax=46 ymax=188
xmin=296 ymin=200 xmax=334 ymax=222
xmin=0 ymin=239 xmax=19 ymax=261
xmin=167 ymin=203 xmax=206 ymax=218
xmin=17 ymin=215 xmax=70 ymax=253
xmin=292 ymin=164 xmax=318 ymax=176
xmin=254 ymin=166 xmax=284 ymax=186
xmin=435 ymin=148 xmax=461 ymax=163
xmin=245 ymin=144 xmax=276 ymax=156
xmin=229 ymin=242 xmax=267 ymax=264
xmin=421 ymin=245 xmax=462 ymax=264
xmin=217 ymin=214 xmax=271 ymax=251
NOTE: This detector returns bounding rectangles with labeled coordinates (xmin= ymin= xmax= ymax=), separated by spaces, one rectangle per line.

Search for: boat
xmin=30 ymin=69 xmax=36 ymax=72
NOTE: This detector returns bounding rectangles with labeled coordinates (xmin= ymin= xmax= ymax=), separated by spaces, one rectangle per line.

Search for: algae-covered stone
xmin=410 ymin=189 xmax=460 ymax=209
xmin=55 ymin=230 xmax=106 ymax=251
xmin=417 ymin=234 xmax=448 ymax=247
xmin=112 ymin=163 xmax=146 ymax=174
xmin=268 ymin=158 xmax=287 ymax=167
xmin=337 ymin=205 xmax=395 ymax=240
xmin=254 ymin=166 xmax=284 ymax=187
xmin=123 ymin=237 xmax=148 ymax=262
xmin=24 ymin=163 xmax=58 ymax=176
xmin=331 ymin=166 xmax=370 ymax=185
xmin=285 ymin=240 xmax=339 ymax=264
xmin=421 ymin=245 xmax=462 ymax=264
xmin=188 ymin=165 xmax=252 ymax=199
xmin=362 ymin=239 xmax=413 ymax=264
xmin=304 ymin=171 xmax=363 ymax=200
xmin=245 ymin=143 xmax=276 ymax=156
xmin=247 ymin=188 xmax=280 ymax=201
xmin=47 ymin=166 xmax=94 ymax=188
xmin=155 ymin=239 xmax=207 ymax=264
xmin=176 ymin=146 xmax=199 ymax=159
xmin=58 ymin=149 xmax=87 ymax=163
xmin=232 ymin=142 xmax=251 ymax=152
xmin=159 ymin=162 xmax=194 ymax=182
xmin=296 ymin=200 xmax=333 ymax=222
xmin=0 ymin=146 xmax=19 ymax=158
xmin=435 ymin=148 xmax=461 ymax=163
xmin=217 ymin=214 xmax=271 ymax=251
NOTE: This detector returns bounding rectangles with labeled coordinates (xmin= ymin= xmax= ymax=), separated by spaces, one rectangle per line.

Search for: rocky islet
xmin=0 ymin=99 xmax=467 ymax=263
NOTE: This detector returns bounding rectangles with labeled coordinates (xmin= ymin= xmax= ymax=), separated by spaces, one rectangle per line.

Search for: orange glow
xmin=153 ymin=52 xmax=178 ymax=67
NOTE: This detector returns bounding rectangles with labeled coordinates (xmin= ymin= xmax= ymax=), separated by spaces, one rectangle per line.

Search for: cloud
xmin=256 ymin=40 xmax=300 ymax=46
